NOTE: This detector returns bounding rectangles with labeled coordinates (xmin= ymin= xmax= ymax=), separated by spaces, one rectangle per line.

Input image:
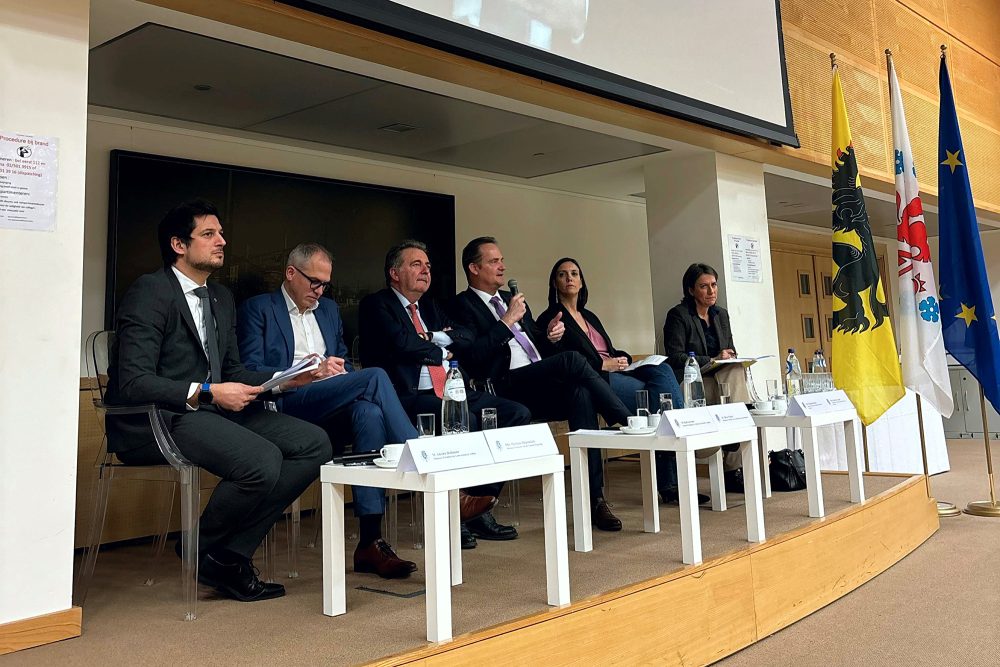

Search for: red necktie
xmin=408 ymin=303 xmax=446 ymax=399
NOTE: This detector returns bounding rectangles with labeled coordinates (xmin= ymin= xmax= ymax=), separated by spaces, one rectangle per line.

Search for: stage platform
xmin=18 ymin=462 xmax=936 ymax=666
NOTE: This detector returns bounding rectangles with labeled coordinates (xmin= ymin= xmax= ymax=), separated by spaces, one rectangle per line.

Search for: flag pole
xmin=915 ymin=394 xmax=961 ymax=516
xmin=862 ymin=424 xmax=870 ymax=472
xmin=964 ymin=386 xmax=1000 ymax=516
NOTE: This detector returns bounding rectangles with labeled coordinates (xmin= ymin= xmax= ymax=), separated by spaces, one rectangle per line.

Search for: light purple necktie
xmin=490 ymin=295 xmax=540 ymax=363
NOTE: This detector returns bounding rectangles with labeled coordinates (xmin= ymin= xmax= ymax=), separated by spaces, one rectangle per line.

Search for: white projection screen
xmin=281 ymin=1 xmax=798 ymax=146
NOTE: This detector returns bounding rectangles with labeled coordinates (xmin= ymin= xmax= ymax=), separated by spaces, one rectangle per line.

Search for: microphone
xmin=507 ymin=279 xmax=519 ymax=296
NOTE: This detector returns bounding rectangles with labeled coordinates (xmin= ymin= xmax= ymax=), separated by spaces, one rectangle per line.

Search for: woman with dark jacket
xmin=537 ymin=258 xmax=706 ymax=504
xmin=662 ymin=262 xmax=737 ymax=381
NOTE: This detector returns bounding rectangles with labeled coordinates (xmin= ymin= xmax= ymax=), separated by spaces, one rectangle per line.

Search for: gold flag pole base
xmin=937 ymin=501 xmax=961 ymax=517
xmin=963 ymin=500 xmax=1000 ymax=517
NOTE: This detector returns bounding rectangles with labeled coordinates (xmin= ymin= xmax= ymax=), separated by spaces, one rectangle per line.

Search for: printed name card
xmin=707 ymin=402 xmax=756 ymax=429
xmin=398 ymin=432 xmax=495 ymax=473
xmin=787 ymin=390 xmax=855 ymax=417
xmin=657 ymin=406 xmax=719 ymax=438
xmin=484 ymin=423 xmax=558 ymax=463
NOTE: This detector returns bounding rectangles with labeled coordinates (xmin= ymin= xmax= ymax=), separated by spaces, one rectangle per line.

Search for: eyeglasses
xmin=293 ymin=265 xmax=331 ymax=292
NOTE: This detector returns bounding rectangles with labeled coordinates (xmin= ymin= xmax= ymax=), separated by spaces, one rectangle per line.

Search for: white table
xmin=320 ymin=455 xmax=570 ymax=643
xmin=752 ymin=409 xmax=865 ymax=518
xmin=568 ymin=427 xmax=764 ymax=565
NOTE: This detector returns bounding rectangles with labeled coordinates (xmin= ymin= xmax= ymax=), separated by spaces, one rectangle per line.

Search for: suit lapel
xmin=315 ymin=300 xmax=338 ymax=357
xmin=165 ymin=268 xmax=203 ymax=351
xmin=270 ymin=290 xmax=295 ymax=363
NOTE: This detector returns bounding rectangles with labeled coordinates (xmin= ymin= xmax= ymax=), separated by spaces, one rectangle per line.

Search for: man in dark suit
xmin=106 ymin=200 xmax=332 ymax=602
xmin=447 ymin=237 xmax=632 ymax=531
xmin=238 ymin=243 xmax=496 ymax=574
xmin=358 ymin=240 xmax=531 ymax=546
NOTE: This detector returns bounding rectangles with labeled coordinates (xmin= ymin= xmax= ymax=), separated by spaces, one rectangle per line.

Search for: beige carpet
xmin=717 ymin=439 xmax=1000 ymax=667
xmin=8 ymin=450 xmax=967 ymax=666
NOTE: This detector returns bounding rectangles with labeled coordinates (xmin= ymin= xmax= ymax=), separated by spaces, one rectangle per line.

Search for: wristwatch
xmin=197 ymin=382 xmax=213 ymax=406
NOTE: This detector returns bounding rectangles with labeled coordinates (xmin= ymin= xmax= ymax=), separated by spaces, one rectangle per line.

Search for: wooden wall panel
xmin=950 ymin=40 xmax=1000 ymax=126
xmin=947 ymin=0 xmax=1000 ymax=63
xmin=782 ymin=0 xmax=879 ymax=66
xmin=959 ymin=118 xmax=1000 ymax=208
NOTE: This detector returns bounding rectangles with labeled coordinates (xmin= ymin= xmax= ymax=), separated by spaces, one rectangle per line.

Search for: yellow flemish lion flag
xmin=830 ymin=66 xmax=904 ymax=425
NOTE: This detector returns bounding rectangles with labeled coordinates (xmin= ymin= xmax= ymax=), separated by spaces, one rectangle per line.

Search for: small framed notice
xmin=0 ymin=131 xmax=58 ymax=232
xmin=728 ymin=234 xmax=762 ymax=283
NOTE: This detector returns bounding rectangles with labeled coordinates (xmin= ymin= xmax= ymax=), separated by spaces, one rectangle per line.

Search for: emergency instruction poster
xmin=0 ymin=131 xmax=59 ymax=232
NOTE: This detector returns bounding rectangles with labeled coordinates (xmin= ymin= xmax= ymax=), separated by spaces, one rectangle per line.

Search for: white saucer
xmin=620 ymin=425 xmax=657 ymax=435
xmin=373 ymin=457 xmax=399 ymax=469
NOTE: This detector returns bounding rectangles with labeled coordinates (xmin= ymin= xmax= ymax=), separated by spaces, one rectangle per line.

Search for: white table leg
xmin=786 ymin=426 xmax=797 ymax=451
xmin=801 ymin=426 xmax=825 ymax=518
xmin=676 ymin=450 xmax=701 ymax=565
xmin=758 ymin=427 xmax=772 ymax=498
xmin=570 ymin=447 xmax=592 ymax=552
xmin=424 ymin=490 xmax=452 ymax=643
xmin=542 ymin=471 xmax=571 ymax=606
xmin=843 ymin=418 xmax=866 ymax=504
xmin=706 ymin=449 xmax=726 ymax=512
xmin=322 ymin=482 xmax=345 ymax=616
xmin=448 ymin=489 xmax=462 ymax=586
xmin=740 ymin=439 xmax=765 ymax=544
xmin=639 ymin=450 xmax=659 ymax=533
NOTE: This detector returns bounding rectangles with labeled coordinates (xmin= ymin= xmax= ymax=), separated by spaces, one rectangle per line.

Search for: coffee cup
xmin=380 ymin=443 xmax=404 ymax=462
xmin=753 ymin=400 xmax=773 ymax=412
xmin=647 ymin=413 xmax=661 ymax=428
xmin=627 ymin=415 xmax=647 ymax=429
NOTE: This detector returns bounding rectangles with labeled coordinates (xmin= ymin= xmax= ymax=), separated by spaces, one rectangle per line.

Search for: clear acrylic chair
xmin=75 ymin=330 xmax=201 ymax=621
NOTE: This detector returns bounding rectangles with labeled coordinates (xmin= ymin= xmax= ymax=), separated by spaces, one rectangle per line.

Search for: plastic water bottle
xmin=441 ymin=361 xmax=470 ymax=434
xmin=786 ymin=348 xmax=803 ymax=395
xmin=682 ymin=352 xmax=706 ymax=408
xmin=812 ymin=349 xmax=827 ymax=373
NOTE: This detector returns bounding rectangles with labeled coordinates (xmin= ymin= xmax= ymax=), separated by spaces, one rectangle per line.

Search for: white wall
xmin=0 ymin=0 xmax=88 ymax=625
xmin=82 ymin=115 xmax=654 ymax=369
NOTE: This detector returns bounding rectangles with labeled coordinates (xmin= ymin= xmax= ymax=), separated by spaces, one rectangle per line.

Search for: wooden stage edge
xmin=370 ymin=473 xmax=938 ymax=667
xmin=0 ymin=607 xmax=82 ymax=655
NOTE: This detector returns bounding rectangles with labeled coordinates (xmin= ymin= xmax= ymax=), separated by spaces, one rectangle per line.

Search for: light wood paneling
xmin=771 ymin=250 xmax=822 ymax=360
xmin=0 ymin=607 xmax=81 ymax=655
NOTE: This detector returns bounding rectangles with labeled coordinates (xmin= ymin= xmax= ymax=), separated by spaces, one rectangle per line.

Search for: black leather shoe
xmin=466 ymin=511 xmax=518 ymax=540
xmin=659 ymin=487 xmax=711 ymax=505
xmin=724 ymin=468 xmax=745 ymax=494
xmin=199 ymin=553 xmax=285 ymax=602
xmin=460 ymin=524 xmax=478 ymax=549
xmin=353 ymin=538 xmax=417 ymax=578
xmin=592 ymin=498 xmax=622 ymax=531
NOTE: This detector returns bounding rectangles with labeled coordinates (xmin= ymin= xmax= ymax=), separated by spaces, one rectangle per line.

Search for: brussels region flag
xmin=937 ymin=56 xmax=1000 ymax=415
xmin=888 ymin=57 xmax=954 ymax=418
xmin=830 ymin=67 xmax=904 ymax=425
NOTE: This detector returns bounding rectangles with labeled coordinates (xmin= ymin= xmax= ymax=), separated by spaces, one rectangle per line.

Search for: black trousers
xmin=400 ymin=389 xmax=532 ymax=497
xmin=117 ymin=405 xmax=332 ymax=559
xmin=502 ymin=351 xmax=631 ymax=499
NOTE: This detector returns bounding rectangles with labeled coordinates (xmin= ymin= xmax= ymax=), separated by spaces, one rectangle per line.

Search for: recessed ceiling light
xmin=193 ymin=84 xmax=213 ymax=92
xmin=532 ymin=152 xmax=545 ymax=157
xmin=379 ymin=123 xmax=418 ymax=133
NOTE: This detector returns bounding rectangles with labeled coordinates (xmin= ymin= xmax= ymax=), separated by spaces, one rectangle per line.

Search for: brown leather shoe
xmin=458 ymin=491 xmax=498 ymax=522
xmin=353 ymin=539 xmax=417 ymax=579
xmin=592 ymin=498 xmax=622 ymax=531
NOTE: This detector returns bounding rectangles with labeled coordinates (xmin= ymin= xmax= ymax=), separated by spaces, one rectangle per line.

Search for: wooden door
xmin=771 ymin=250 xmax=821 ymax=363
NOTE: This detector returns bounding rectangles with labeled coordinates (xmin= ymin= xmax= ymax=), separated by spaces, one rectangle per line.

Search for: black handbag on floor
xmin=769 ymin=449 xmax=807 ymax=492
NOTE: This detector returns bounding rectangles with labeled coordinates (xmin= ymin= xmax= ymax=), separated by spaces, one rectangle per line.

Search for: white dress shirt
xmin=171 ymin=266 xmax=211 ymax=407
xmin=468 ymin=286 xmax=539 ymax=371
xmin=281 ymin=285 xmax=328 ymax=363
xmin=392 ymin=287 xmax=452 ymax=391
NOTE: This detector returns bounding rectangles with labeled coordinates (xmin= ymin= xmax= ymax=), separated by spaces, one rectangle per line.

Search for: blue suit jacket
xmin=237 ymin=289 xmax=354 ymax=375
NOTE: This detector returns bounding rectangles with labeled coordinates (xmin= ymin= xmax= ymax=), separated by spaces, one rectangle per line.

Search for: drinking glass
xmin=659 ymin=393 xmax=673 ymax=413
xmin=766 ymin=379 xmax=780 ymax=400
xmin=416 ymin=413 xmax=435 ymax=438
xmin=481 ymin=407 xmax=498 ymax=430
xmin=718 ymin=382 xmax=731 ymax=405
xmin=635 ymin=390 xmax=650 ymax=418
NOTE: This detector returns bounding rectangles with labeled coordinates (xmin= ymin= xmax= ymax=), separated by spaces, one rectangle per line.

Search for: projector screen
xmin=282 ymin=0 xmax=797 ymax=146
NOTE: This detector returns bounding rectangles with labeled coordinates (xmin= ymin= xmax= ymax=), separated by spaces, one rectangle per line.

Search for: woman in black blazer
xmin=662 ymin=263 xmax=737 ymax=380
xmin=538 ymin=258 xmax=704 ymax=504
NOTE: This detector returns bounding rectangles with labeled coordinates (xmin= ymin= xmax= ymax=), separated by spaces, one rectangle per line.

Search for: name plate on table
xmin=397 ymin=432 xmax=495 ymax=473
xmin=707 ymin=402 xmax=756 ymax=429
xmin=657 ymin=406 xmax=718 ymax=437
xmin=787 ymin=390 xmax=855 ymax=417
xmin=484 ymin=423 xmax=558 ymax=463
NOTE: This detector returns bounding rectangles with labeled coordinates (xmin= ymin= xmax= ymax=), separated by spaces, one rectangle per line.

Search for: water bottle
xmin=814 ymin=349 xmax=832 ymax=390
xmin=441 ymin=361 xmax=470 ymax=434
xmin=785 ymin=348 xmax=803 ymax=395
xmin=682 ymin=352 xmax=706 ymax=408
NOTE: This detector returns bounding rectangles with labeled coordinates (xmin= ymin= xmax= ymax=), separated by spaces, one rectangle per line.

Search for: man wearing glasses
xmin=238 ymin=243 xmax=497 ymax=578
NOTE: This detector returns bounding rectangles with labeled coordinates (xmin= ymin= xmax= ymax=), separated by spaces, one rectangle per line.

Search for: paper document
xmin=624 ymin=354 xmax=667 ymax=372
xmin=260 ymin=355 xmax=321 ymax=391
xmin=700 ymin=355 xmax=773 ymax=375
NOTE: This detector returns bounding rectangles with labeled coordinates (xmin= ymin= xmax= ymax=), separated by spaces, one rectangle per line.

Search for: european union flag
xmin=938 ymin=55 xmax=1000 ymax=415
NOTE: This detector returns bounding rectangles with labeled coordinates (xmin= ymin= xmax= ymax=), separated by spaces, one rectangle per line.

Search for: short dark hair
xmin=547 ymin=257 xmax=589 ymax=309
xmin=460 ymin=236 xmax=498 ymax=282
xmin=156 ymin=199 xmax=220 ymax=267
xmin=681 ymin=262 xmax=719 ymax=304
xmin=384 ymin=239 xmax=428 ymax=286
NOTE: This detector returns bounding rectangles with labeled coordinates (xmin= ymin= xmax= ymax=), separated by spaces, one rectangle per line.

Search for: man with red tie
xmin=358 ymin=240 xmax=531 ymax=546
